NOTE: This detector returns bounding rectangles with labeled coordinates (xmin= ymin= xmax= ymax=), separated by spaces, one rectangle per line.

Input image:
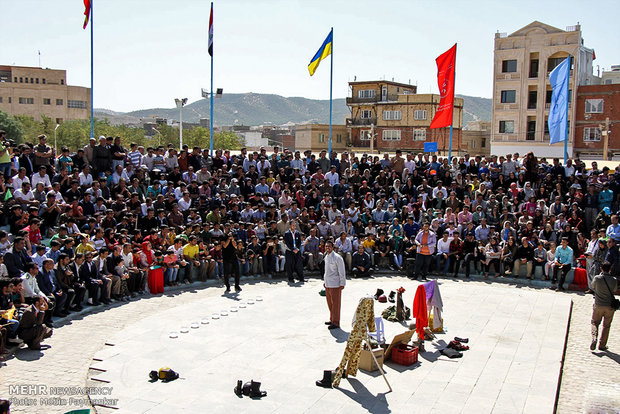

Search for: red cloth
xmin=430 ymin=44 xmax=457 ymax=129
xmin=413 ymin=285 xmax=428 ymax=340
xmin=573 ymin=267 xmax=588 ymax=288
xmin=83 ymin=0 xmax=91 ymax=29
xmin=141 ymin=242 xmax=153 ymax=265
xmin=148 ymin=267 xmax=165 ymax=295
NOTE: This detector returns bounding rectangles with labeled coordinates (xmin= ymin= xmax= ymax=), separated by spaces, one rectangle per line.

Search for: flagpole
xmin=208 ymin=3 xmax=214 ymax=157
xmin=90 ymin=0 xmax=94 ymax=138
xmin=448 ymin=43 xmax=457 ymax=162
xmin=328 ymin=27 xmax=333 ymax=157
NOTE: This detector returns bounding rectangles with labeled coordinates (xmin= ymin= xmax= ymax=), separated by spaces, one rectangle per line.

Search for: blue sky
xmin=2 ymin=0 xmax=618 ymax=112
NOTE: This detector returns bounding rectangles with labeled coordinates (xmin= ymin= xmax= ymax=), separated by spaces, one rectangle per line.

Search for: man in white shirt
xmin=325 ymin=166 xmax=340 ymax=186
xmin=11 ymin=167 xmax=30 ymax=190
xmin=323 ymin=240 xmax=346 ymax=329
xmin=79 ymin=165 xmax=93 ymax=186
xmin=31 ymin=166 xmax=52 ymax=189
xmin=436 ymin=232 xmax=452 ymax=274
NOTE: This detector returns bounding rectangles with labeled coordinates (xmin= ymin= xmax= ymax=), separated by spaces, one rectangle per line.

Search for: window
xmin=360 ymin=110 xmax=372 ymax=119
xmin=0 ymin=97 xmax=2 ymax=103
xmin=357 ymin=89 xmax=375 ymax=99
xmin=43 ymin=98 xmax=51 ymax=105
xmin=413 ymin=129 xmax=426 ymax=141
xmin=546 ymin=90 xmax=553 ymax=104
xmin=36 ymin=78 xmax=39 ymax=84
xmin=383 ymin=110 xmax=401 ymax=121
xmin=24 ymin=78 xmax=28 ymax=83
xmin=8 ymin=97 xmax=11 ymax=104
xmin=19 ymin=77 xmax=23 ymax=83
xmin=585 ymin=99 xmax=603 ymax=114
xmin=471 ymin=140 xmax=476 ymax=149
xmin=499 ymin=120 xmax=514 ymax=133
xmin=481 ymin=138 xmax=486 ymax=147
xmin=414 ymin=110 xmax=427 ymax=120
xmin=30 ymin=78 xmax=33 ymax=83
xmin=18 ymin=97 xmax=34 ymax=104
xmin=42 ymin=79 xmax=46 ymax=84
xmin=500 ymin=90 xmax=516 ymax=103
xmin=583 ymin=127 xmax=602 ymax=142
xmin=67 ymin=100 xmax=87 ymax=109
xmin=13 ymin=77 xmax=17 ymax=82
xmin=529 ymin=59 xmax=539 ymax=78
xmin=359 ymin=130 xmax=371 ymax=140
xmin=56 ymin=99 xmax=64 ymax=106
xmin=502 ymin=60 xmax=517 ymax=73
xmin=318 ymin=133 xmax=325 ymax=143
xmin=382 ymin=130 xmax=401 ymax=141
xmin=336 ymin=134 xmax=342 ymax=143
xmin=60 ymin=79 xmax=64 ymax=85
xmin=548 ymin=57 xmax=573 ymax=72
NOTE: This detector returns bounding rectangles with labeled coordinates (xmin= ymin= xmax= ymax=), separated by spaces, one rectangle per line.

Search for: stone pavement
xmin=0 ymin=274 xmax=617 ymax=414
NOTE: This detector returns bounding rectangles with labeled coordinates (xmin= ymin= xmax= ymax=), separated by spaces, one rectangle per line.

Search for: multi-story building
xmin=601 ymin=66 xmax=620 ymax=85
xmin=462 ymin=121 xmax=491 ymax=156
xmin=0 ymin=65 xmax=90 ymax=124
xmin=574 ymin=83 xmax=620 ymax=159
xmin=346 ymin=80 xmax=463 ymax=152
xmin=294 ymin=124 xmax=348 ymax=152
xmin=491 ymin=21 xmax=596 ymax=158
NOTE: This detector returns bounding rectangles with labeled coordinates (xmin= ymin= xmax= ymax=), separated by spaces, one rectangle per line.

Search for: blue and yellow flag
xmin=308 ymin=29 xmax=333 ymax=76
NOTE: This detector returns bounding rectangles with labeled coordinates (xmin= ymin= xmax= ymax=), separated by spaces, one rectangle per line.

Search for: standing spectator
xmin=284 ymin=221 xmax=304 ymax=283
xmin=413 ymin=223 xmax=436 ymax=281
xmin=590 ymin=261 xmax=617 ymax=352
xmin=323 ymin=240 xmax=346 ymax=330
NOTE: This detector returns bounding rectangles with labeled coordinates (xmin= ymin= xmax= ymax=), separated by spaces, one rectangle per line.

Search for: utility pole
xmin=602 ymin=117 xmax=610 ymax=161
xmin=370 ymin=123 xmax=375 ymax=154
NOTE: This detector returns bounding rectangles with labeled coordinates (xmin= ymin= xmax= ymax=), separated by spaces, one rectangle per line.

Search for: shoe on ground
xmin=235 ymin=286 xmax=242 ymax=292
xmin=328 ymin=324 xmax=339 ymax=330
xmin=324 ymin=321 xmax=332 ymax=325
xmin=598 ymin=346 xmax=608 ymax=352
xmin=8 ymin=338 xmax=23 ymax=344
xmin=454 ymin=337 xmax=469 ymax=343
xmin=590 ymin=338 xmax=597 ymax=351
xmin=225 ymin=287 xmax=231 ymax=292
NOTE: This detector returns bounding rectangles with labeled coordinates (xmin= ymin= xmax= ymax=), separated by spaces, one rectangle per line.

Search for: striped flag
xmin=208 ymin=3 xmax=213 ymax=57
xmin=83 ymin=0 xmax=91 ymax=29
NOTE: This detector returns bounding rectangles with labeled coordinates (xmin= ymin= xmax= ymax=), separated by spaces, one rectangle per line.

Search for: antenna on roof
xmin=354 ymin=75 xmax=356 ymax=81
xmin=38 ymin=50 xmax=41 ymax=67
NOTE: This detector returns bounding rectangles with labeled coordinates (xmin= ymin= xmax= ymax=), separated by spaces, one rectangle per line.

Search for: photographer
xmin=0 ymin=130 xmax=13 ymax=179
xmin=222 ymin=234 xmax=241 ymax=292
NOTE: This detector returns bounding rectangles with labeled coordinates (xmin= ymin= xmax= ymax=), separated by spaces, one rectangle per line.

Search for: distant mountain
xmin=95 ymin=92 xmax=491 ymax=127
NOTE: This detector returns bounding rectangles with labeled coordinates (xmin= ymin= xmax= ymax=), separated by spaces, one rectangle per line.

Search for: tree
xmin=0 ymin=110 xmax=24 ymax=143
xmin=214 ymin=131 xmax=243 ymax=150
xmin=13 ymin=115 xmax=45 ymax=144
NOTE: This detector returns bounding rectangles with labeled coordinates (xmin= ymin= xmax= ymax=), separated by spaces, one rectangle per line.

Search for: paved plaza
xmin=0 ymin=274 xmax=618 ymax=414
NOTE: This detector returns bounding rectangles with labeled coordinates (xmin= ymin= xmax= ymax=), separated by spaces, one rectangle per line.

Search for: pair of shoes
xmin=441 ymin=348 xmax=462 ymax=358
xmin=328 ymin=324 xmax=339 ymax=330
xmin=316 ymin=370 xmax=333 ymax=388
xmin=590 ymin=338 xmax=597 ymax=351
xmin=454 ymin=336 xmax=469 ymax=343
xmin=324 ymin=321 xmax=332 ymax=325
xmin=238 ymin=380 xmax=267 ymax=398
xmin=235 ymin=286 xmax=242 ymax=292
xmin=225 ymin=287 xmax=231 ymax=293
xmin=447 ymin=340 xmax=469 ymax=351
xmin=7 ymin=337 xmax=23 ymax=345
xmin=374 ymin=289 xmax=384 ymax=300
xmin=388 ymin=291 xmax=396 ymax=303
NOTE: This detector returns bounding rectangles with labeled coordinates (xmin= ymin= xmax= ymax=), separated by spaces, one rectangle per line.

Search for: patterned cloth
xmin=332 ymin=297 xmax=375 ymax=387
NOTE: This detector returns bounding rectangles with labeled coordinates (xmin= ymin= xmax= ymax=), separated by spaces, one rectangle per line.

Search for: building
xmin=574 ymin=83 xmax=620 ymax=159
xmin=346 ymin=80 xmax=463 ymax=153
xmin=462 ymin=121 xmax=491 ymax=156
xmin=0 ymin=65 xmax=90 ymax=124
xmin=294 ymin=124 xmax=349 ymax=152
xmin=601 ymin=65 xmax=620 ymax=85
xmin=490 ymin=22 xmax=596 ymax=158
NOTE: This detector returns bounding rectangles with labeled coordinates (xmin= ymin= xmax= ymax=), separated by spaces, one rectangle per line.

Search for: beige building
xmin=0 ymin=65 xmax=90 ymax=124
xmin=462 ymin=121 xmax=491 ymax=156
xmin=491 ymin=22 xmax=596 ymax=158
xmin=346 ymin=80 xmax=463 ymax=153
xmin=294 ymin=124 xmax=348 ymax=152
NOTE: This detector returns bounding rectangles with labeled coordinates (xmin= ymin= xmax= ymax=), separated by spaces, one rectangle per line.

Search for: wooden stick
xmin=366 ymin=333 xmax=392 ymax=393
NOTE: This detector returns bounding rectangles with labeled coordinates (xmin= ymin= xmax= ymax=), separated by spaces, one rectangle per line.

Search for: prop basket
xmin=392 ymin=344 xmax=418 ymax=366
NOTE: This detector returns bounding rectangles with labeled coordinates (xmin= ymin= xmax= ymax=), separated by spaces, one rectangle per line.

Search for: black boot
xmin=234 ymin=380 xmax=243 ymax=397
xmin=454 ymin=337 xmax=469 ymax=343
xmin=388 ymin=291 xmax=396 ymax=303
xmin=249 ymin=380 xmax=267 ymax=398
xmin=242 ymin=381 xmax=252 ymax=396
xmin=374 ymin=289 xmax=384 ymax=300
xmin=315 ymin=370 xmax=333 ymax=388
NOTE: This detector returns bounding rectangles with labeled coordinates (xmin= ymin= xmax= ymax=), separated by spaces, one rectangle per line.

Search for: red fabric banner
xmin=83 ymin=0 xmax=91 ymax=29
xmin=430 ymin=44 xmax=457 ymax=129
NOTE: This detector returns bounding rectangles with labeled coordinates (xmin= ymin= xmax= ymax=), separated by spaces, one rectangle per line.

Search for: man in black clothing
xmin=514 ymin=237 xmax=534 ymax=279
xmin=456 ymin=232 xmax=478 ymax=278
xmin=284 ymin=221 xmax=304 ymax=283
xmin=374 ymin=233 xmax=391 ymax=270
xmin=351 ymin=245 xmax=371 ymax=278
xmin=221 ymin=234 xmax=241 ymax=292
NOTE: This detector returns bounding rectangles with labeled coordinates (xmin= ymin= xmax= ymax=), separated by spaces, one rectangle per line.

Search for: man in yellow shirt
xmin=182 ymin=236 xmax=200 ymax=284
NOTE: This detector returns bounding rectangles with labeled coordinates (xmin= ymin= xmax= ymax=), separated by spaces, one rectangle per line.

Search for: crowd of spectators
xmin=0 ymin=128 xmax=619 ymax=354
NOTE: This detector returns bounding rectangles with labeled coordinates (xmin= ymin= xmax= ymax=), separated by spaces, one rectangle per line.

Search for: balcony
xmin=346 ymin=117 xmax=377 ymax=126
xmin=346 ymin=96 xmax=378 ymax=105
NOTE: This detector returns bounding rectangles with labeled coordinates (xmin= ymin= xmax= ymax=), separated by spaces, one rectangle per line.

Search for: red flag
xmin=83 ymin=0 xmax=91 ymax=29
xmin=208 ymin=3 xmax=213 ymax=57
xmin=430 ymin=44 xmax=457 ymax=129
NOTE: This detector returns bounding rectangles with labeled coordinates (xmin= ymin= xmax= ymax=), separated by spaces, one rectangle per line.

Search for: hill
xmin=95 ymin=93 xmax=491 ymax=127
